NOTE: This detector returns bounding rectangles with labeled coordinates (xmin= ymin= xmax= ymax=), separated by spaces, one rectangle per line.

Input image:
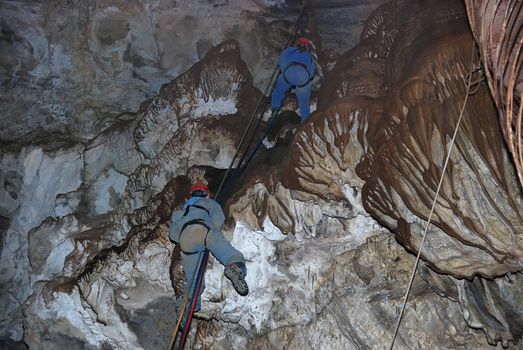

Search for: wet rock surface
xmin=0 ymin=0 xmax=522 ymax=349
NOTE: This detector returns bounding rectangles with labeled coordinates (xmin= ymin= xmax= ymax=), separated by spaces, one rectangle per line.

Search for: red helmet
xmin=296 ymin=37 xmax=313 ymax=49
xmin=189 ymin=182 xmax=210 ymax=195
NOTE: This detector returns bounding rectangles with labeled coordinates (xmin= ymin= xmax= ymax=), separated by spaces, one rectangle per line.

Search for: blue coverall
xmin=271 ymin=46 xmax=315 ymax=122
xmin=169 ymin=196 xmax=245 ymax=310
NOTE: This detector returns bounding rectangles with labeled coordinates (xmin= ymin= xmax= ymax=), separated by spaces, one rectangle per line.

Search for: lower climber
xmin=169 ymin=182 xmax=248 ymax=312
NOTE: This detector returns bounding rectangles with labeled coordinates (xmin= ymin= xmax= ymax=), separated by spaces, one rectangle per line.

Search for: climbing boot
xmin=224 ymin=262 xmax=249 ymax=296
xmin=267 ymin=108 xmax=279 ymax=132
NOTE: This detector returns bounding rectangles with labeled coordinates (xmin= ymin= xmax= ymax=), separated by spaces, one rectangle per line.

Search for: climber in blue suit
xmin=271 ymin=37 xmax=317 ymax=123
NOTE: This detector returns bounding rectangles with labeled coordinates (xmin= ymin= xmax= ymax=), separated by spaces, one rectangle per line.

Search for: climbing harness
xmin=389 ymin=42 xmax=481 ymax=350
xmin=173 ymin=197 xmax=212 ymax=255
xmin=167 ymin=5 xmax=308 ymax=350
xmin=282 ymin=48 xmax=315 ymax=87
xmin=177 ymin=220 xmax=211 ymax=256
xmin=283 ymin=61 xmax=313 ymax=87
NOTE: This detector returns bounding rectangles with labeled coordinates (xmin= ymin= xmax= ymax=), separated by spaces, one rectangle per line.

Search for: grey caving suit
xmin=169 ymin=196 xmax=245 ymax=310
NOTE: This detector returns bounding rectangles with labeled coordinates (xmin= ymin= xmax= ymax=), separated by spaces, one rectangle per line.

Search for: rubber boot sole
xmin=224 ymin=266 xmax=249 ymax=296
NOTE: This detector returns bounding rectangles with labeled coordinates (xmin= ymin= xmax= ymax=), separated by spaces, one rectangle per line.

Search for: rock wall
xmin=0 ymin=39 xmax=261 ymax=345
xmin=0 ymin=0 xmax=287 ymax=144
xmin=0 ymin=0 xmax=522 ymax=349
xmin=464 ymin=0 xmax=523 ymax=188
xmin=227 ymin=0 xmax=523 ymax=346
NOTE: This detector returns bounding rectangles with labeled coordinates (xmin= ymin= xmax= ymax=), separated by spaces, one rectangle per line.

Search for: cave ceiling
xmin=0 ymin=0 xmax=522 ymax=349
xmin=0 ymin=0 xmax=388 ymax=146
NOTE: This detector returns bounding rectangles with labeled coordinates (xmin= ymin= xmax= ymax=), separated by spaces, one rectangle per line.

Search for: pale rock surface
xmin=0 ymin=0 xmax=522 ymax=349
xmin=20 ymin=194 xmax=497 ymax=350
xmin=0 ymin=146 xmax=83 ymax=339
xmin=1 ymin=39 xmax=260 ymax=343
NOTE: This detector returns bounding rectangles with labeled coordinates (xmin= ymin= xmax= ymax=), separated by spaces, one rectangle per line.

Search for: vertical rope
xmin=167 ymin=252 xmax=204 ymax=350
xmin=177 ymin=252 xmax=209 ymax=350
xmin=389 ymin=43 xmax=477 ymax=350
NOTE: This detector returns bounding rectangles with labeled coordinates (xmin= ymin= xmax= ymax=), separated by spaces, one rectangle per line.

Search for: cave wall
xmin=0 ymin=0 xmax=522 ymax=349
xmin=0 ymin=0 xmax=291 ymax=144
xmin=229 ymin=0 xmax=523 ymax=346
xmin=464 ymin=0 xmax=523 ymax=188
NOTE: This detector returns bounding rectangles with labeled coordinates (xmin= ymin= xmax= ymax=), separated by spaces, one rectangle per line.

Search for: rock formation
xmin=464 ymin=0 xmax=523 ymax=188
xmin=229 ymin=0 xmax=523 ymax=346
xmin=0 ymin=0 xmax=522 ymax=349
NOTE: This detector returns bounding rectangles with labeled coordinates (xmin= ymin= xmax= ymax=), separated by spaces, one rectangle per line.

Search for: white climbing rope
xmin=389 ymin=43 xmax=478 ymax=350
